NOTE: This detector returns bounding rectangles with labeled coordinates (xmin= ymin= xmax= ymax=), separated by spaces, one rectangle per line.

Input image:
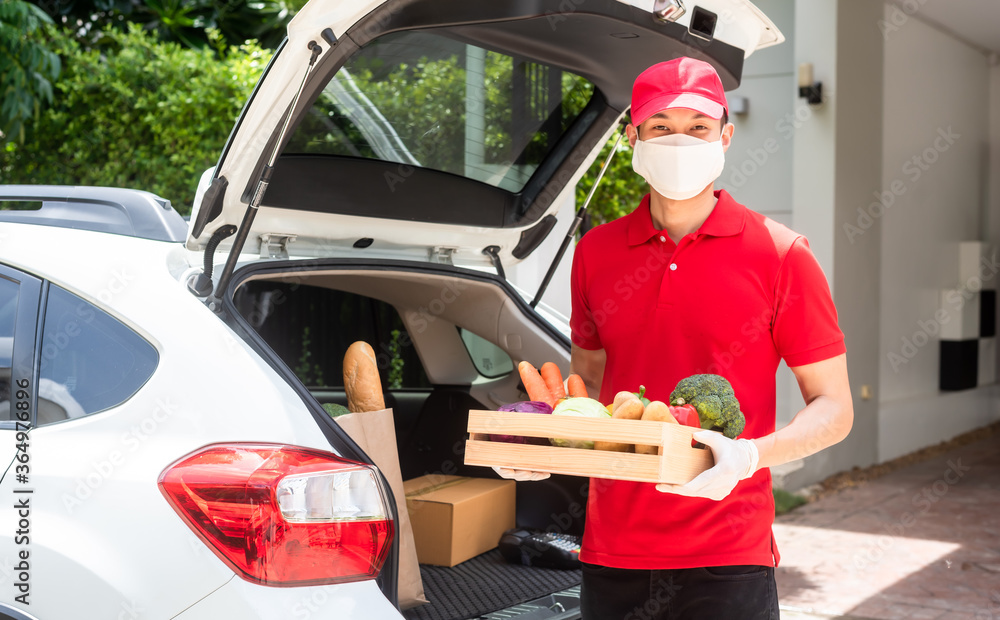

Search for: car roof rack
xmin=0 ymin=185 xmax=188 ymax=242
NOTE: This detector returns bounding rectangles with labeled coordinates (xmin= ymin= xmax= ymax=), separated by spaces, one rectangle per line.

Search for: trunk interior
xmin=231 ymin=261 xmax=587 ymax=619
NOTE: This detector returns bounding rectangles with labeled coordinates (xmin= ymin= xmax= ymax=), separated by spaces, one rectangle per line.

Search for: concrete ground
xmin=773 ymin=429 xmax=1000 ymax=620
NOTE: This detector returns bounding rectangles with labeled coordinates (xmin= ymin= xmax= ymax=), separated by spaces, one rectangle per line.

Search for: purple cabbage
xmin=491 ymin=401 xmax=553 ymax=445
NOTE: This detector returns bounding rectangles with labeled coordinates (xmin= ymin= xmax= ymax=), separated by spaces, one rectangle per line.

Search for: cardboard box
xmin=403 ymin=474 xmax=515 ymax=567
xmin=464 ymin=410 xmax=715 ymax=484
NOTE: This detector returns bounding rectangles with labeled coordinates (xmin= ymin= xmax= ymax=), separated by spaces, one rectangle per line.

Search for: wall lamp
xmin=797 ymin=62 xmax=823 ymax=105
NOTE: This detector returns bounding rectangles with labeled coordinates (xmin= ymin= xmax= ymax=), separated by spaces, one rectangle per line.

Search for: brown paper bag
xmin=334 ymin=409 xmax=427 ymax=610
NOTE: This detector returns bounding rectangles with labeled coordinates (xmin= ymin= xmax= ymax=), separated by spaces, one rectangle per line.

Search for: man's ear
xmin=721 ymin=123 xmax=734 ymax=153
xmin=626 ymin=123 xmax=639 ymax=148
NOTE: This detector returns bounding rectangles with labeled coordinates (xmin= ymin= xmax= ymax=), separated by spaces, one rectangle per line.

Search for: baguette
xmin=343 ymin=341 xmax=385 ymax=413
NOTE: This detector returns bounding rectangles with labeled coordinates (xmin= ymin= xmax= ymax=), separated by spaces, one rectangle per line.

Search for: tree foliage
xmin=32 ymin=0 xmax=299 ymax=50
xmin=0 ymin=24 xmax=271 ymax=212
xmin=575 ymin=131 xmax=646 ymax=230
xmin=0 ymin=0 xmax=61 ymax=142
xmin=0 ymin=6 xmax=644 ymax=227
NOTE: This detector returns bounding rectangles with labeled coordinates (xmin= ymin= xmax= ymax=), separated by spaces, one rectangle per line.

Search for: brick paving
xmin=773 ymin=431 xmax=1000 ymax=619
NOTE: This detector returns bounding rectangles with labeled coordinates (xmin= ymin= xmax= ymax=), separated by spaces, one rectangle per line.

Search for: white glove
xmin=493 ymin=466 xmax=551 ymax=481
xmin=656 ymin=431 xmax=758 ymax=501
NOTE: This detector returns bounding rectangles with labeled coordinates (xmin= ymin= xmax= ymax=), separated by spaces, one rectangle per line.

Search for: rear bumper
xmin=172 ymin=577 xmax=404 ymax=620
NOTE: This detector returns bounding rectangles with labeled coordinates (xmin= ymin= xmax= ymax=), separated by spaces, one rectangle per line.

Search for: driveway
xmin=774 ymin=425 xmax=1000 ymax=619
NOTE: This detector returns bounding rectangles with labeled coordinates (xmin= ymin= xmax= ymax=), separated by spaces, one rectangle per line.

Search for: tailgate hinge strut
xmin=208 ymin=39 xmax=324 ymax=305
xmin=530 ymin=123 xmax=626 ymax=308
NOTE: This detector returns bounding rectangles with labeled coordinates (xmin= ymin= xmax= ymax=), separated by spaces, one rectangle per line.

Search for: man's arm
xmin=570 ymin=344 xmax=606 ymax=400
xmin=754 ymin=353 xmax=854 ymax=469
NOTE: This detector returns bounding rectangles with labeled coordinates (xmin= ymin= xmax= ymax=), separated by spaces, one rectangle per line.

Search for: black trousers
xmin=580 ymin=562 xmax=779 ymax=620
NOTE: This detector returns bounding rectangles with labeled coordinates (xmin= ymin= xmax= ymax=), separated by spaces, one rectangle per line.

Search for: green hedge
xmin=0 ymin=24 xmax=271 ymax=215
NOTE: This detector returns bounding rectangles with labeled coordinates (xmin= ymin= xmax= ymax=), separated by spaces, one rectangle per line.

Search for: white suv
xmin=0 ymin=1 xmax=781 ymax=618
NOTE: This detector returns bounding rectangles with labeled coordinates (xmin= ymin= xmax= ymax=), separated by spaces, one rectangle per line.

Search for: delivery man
xmin=499 ymin=57 xmax=854 ymax=619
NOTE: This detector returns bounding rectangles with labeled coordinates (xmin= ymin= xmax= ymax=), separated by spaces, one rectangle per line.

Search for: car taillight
xmin=158 ymin=443 xmax=394 ymax=587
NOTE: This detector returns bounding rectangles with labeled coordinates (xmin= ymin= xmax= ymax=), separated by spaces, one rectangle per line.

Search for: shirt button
xmin=659 ymin=235 xmax=666 ymax=243
xmin=670 ymin=263 xmax=677 ymax=271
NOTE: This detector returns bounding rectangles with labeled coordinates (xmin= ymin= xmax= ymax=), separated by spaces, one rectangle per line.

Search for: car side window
xmin=458 ymin=328 xmax=514 ymax=379
xmin=0 ymin=276 xmax=19 ymax=421
xmin=35 ymin=285 xmax=158 ymax=424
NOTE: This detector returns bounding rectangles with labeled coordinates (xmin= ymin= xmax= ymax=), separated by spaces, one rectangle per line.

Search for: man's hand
xmin=655 ymin=431 xmax=758 ymax=501
xmin=493 ymin=466 xmax=550 ymax=482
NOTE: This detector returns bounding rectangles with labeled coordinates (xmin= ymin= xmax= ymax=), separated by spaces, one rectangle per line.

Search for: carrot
xmin=540 ymin=362 xmax=567 ymax=400
xmin=518 ymin=361 xmax=554 ymax=406
xmin=567 ymin=374 xmax=588 ymax=398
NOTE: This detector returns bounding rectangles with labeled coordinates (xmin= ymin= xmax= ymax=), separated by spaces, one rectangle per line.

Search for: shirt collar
xmin=698 ymin=190 xmax=746 ymax=237
xmin=626 ymin=190 xmax=746 ymax=246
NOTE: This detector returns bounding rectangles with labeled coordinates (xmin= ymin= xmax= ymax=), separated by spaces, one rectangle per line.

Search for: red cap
xmin=631 ymin=57 xmax=728 ymax=125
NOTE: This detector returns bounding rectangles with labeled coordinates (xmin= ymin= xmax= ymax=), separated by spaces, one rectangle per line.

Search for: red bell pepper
xmin=670 ymin=404 xmax=701 ymax=429
xmin=670 ymin=404 xmax=705 ymax=448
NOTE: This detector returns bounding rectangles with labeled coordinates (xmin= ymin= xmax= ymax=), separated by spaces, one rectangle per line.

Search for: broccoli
xmin=669 ymin=374 xmax=745 ymax=439
xmin=323 ymin=402 xmax=351 ymax=418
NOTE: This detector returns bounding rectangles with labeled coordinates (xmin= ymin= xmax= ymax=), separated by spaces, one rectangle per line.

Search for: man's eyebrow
xmin=647 ymin=111 xmax=712 ymax=120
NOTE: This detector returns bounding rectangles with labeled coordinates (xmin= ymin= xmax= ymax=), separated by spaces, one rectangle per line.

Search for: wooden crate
xmin=464 ymin=410 xmax=715 ymax=485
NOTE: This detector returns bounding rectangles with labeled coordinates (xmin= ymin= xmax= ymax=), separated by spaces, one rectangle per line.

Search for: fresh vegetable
xmin=669 ymin=374 xmax=745 ymax=439
xmin=633 ymin=385 xmax=651 ymax=407
xmin=518 ymin=361 xmax=556 ymax=407
xmin=322 ymin=403 xmax=351 ymax=418
xmin=549 ymin=397 xmax=611 ymax=449
xmin=612 ymin=390 xmax=636 ymax=411
xmin=595 ymin=394 xmax=644 ymax=452
xmin=498 ymin=401 xmax=554 ymax=414
xmin=635 ymin=401 xmax=676 ymax=455
xmin=641 ymin=401 xmax=676 ymax=424
xmin=567 ymin=374 xmax=588 ymax=398
xmin=670 ymin=404 xmax=700 ymax=429
xmin=541 ymin=362 xmax=567 ymax=401
xmin=491 ymin=401 xmax=553 ymax=445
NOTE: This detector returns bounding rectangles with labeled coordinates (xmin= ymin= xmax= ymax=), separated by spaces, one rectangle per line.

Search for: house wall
xmin=718 ymin=0 xmax=795 ymax=228
xmin=768 ymin=0 xmax=1000 ymax=490
xmin=778 ymin=0 xmax=885 ymax=489
xmin=876 ymin=4 xmax=999 ymax=461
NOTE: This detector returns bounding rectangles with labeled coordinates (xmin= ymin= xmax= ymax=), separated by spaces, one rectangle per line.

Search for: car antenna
xmin=207 ymin=39 xmax=325 ymax=309
xmin=530 ymin=120 xmax=627 ymax=308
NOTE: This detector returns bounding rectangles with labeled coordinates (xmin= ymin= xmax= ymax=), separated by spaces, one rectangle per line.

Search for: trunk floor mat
xmin=402 ymin=549 xmax=582 ymax=620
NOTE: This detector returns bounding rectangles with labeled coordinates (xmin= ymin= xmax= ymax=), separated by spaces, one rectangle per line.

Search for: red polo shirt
xmin=570 ymin=190 xmax=845 ymax=569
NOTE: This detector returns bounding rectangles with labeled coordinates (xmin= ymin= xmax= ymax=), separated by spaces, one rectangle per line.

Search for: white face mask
xmin=631 ymin=132 xmax=726 ymax=200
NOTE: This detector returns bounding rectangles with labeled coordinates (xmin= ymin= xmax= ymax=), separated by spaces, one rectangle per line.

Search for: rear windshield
xmin=283 ymin=30 xmax=595 ymax=193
